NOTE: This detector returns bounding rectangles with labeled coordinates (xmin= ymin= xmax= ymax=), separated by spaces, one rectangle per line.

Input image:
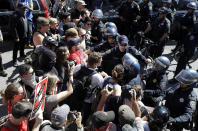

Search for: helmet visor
xmin=153 ymin=59 xmax=167 ymax=71
xmin=175 ymin=70 xmax=197 ymax=85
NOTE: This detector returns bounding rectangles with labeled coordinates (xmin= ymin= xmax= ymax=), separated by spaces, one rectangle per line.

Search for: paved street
xmin=0 ymin=41 xmax=197 ymax=130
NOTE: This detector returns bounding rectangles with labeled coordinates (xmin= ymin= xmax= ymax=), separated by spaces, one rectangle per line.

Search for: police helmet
xmin=158 ymin=7 xmax=169 ymax=14
xmin=153 ymin=56 xmax=170 ymax=72
xmin=162 ymin=0 xmax=172 ymax=4
xmin=151 ymin=106 xmax=169 ymax=128
xmin=175 ymin=69 xmax=198 ymax=85
xmin=104 ymin=22 xmax=117 ymax=30
xmin=104 ymin=27 xmax=118 ymax=36
xmin=91 ymin=9 xmax=103 ymax=19
xmin=187 ymin=2 xmax=197 ymax=10
xmin=122 ymin=53 xmax=140 ymax=74
xmin=43 ymin=36 xmax=58 ymax=47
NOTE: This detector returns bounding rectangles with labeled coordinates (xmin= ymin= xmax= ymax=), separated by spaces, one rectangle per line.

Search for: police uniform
xmin=102 ymin=46 xmax=146 ymax=75
xmin=139 ymin=1 xmax=153 ymax=30
xmin=149 ymin=17 xmax=170 ymax=58
xmin=173 ymin=12 xmax=196 ymax=50
xmin=91 ymin=20 xmax=104 ymax=45
xmin=174 ymin=31 xmax=196 ymax=76
xmin=143 ymin=71 xmax=168 ymax=106
xmin=91 ymin=41 xmax=116 ymax=53
xmin=165 ymin=85 xmax=197 ymax=130
xmin=118 ymin=0 xmax=140 ymax=36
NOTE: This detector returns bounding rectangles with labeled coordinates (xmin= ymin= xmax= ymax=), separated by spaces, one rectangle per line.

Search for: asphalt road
xmin=0 ymin=41 xmax=197 ymax=130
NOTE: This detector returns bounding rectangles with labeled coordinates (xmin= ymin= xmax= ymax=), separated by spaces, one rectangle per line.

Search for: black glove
xmin=167 ymin=117 xmax=176 ymax=125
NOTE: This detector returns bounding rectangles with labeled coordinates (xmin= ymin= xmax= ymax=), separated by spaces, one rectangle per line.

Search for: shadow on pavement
xmin=6 ymin=67 xmax=19 ymax=84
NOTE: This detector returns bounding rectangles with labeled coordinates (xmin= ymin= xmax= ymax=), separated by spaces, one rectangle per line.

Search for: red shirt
xmin=1 ymin=118 xmax=28 ymax=131
xmin=68 ymin=50 xmax=84 ymax=65
xmin=8 ymin=101 xmax=12 ymax=114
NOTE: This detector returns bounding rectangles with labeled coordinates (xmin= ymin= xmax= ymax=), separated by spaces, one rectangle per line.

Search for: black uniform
xmin=102 ymin=46 xmax=146 ymax=75
xmin=10 ymin=10 xmax=28 ymax=63
xmin=91 ymin=41 xmax=116 ymax=53
xmin=118 ymin=0 xmax=140 ymax=36
xmin=143 ymin=71 xmax=168 ymax=106
xmin=148 ymin=17 xmax=170 ymax=58
xmin=70 ymin=8 xmax=81 ymax=20
xmin=91 ymin=20 xmax=104 ymax=45
xmin=119 ymin=0 xmax=140 ymax=21
xmin=177 ymin=12 xmax=196 ymax=46
xmin=139 ymin=1 xmax=153 ymax=30
xmin=165 ymin=85 xmax=197 ymax=130
xmin=174 ymin=31 xmax=196 ymax=76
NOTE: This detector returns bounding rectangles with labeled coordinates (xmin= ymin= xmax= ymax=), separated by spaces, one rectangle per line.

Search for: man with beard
xmin=11 ymin=2 xmax=28 ymax=67
xmin=18 ymin=64 xmax=37 ymax=98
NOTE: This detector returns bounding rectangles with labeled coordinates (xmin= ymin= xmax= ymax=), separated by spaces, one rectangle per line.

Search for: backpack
xmin=68 ymin=66 xmax=97 ymax=110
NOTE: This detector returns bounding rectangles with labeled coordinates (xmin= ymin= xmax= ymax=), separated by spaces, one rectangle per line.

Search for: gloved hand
xmin=167 ymin=117 xmax=176 ymax=125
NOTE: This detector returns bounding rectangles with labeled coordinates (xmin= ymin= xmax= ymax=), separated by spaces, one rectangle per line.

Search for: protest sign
xmin=30 ymin=77 xmax=48 ymax=120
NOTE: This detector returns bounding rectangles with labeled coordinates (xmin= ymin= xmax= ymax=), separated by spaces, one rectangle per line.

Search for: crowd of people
xmin=0 ymin=0 xmax=198 ymax=130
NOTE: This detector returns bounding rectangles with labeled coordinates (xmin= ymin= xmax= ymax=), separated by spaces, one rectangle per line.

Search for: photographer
xmin=40 ymin=104 xmax=84 ymax=131
xmin=101 ymin=84 xmax=145 ymax=124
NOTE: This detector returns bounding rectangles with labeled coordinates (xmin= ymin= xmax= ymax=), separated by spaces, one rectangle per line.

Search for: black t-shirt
xmin=70 ymin=9 xmax=81 ymax=20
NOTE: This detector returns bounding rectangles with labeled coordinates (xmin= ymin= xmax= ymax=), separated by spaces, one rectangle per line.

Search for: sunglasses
xmin=43 ymin=24 xmax=50 ymax=26
xmin=86 ymin=23 xmax=92 ymax=26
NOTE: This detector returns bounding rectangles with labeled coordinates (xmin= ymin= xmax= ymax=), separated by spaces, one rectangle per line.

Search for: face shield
xmin=175 ymin=69 xmax=198 ymax=85
xmin=153 ymin=58 xmax=167 ymax=71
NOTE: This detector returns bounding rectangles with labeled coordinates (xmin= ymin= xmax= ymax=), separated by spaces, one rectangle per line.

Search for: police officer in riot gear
xmin=118 ymin=0 xmax=141 ymax=37
xmin=144 ymin=106 xmax=170 ymax=131
xmin=104 ymin=22 xmax=118 ymax=31
xmin=170 ymin=26 xmax=197 ymax=84
xmin=165 ymin=69 xmax=198 ymax=131
xmin=102 ymin=35 xmax=151 ymax=75
xmin=144 ymin=7 xmax=170 ymax=58
xmin=122 ymin=53 xmax=141 ymax=85
xmin=143 ymin=56 xmax=170 ymax=107
xmin=90 ymin=26 xmax=118 ymax=53
xmin=91 ymin=9 xmax=104 ymax=45
xmin=172 ymin=2 xmax=197 ymax=52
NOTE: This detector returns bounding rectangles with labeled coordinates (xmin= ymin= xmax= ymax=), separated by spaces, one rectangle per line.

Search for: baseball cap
xmin=63 ymin=22 xmax=75 ymax=32
xmin=92 ymin=111 xmax=115 ymax=129
xmin=76 ymin=0 xmax=87 ymax=5
xmin=68 ymin=38 xmax=82 ymax=48
xmin=118 ymin=35 xmax=129 ymax=45
xmin=51 ymin=104 xmax=70 ymax=125
xmin=118 ymin=105 xmax=135 ymax=125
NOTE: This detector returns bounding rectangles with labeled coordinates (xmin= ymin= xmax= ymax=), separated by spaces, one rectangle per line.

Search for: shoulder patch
xmin=190 ymin=101 xmax=196 ymax=110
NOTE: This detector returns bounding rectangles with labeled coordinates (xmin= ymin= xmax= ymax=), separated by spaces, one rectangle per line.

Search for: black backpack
xmin=68 ymin=66 xmax=97 ymax=110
